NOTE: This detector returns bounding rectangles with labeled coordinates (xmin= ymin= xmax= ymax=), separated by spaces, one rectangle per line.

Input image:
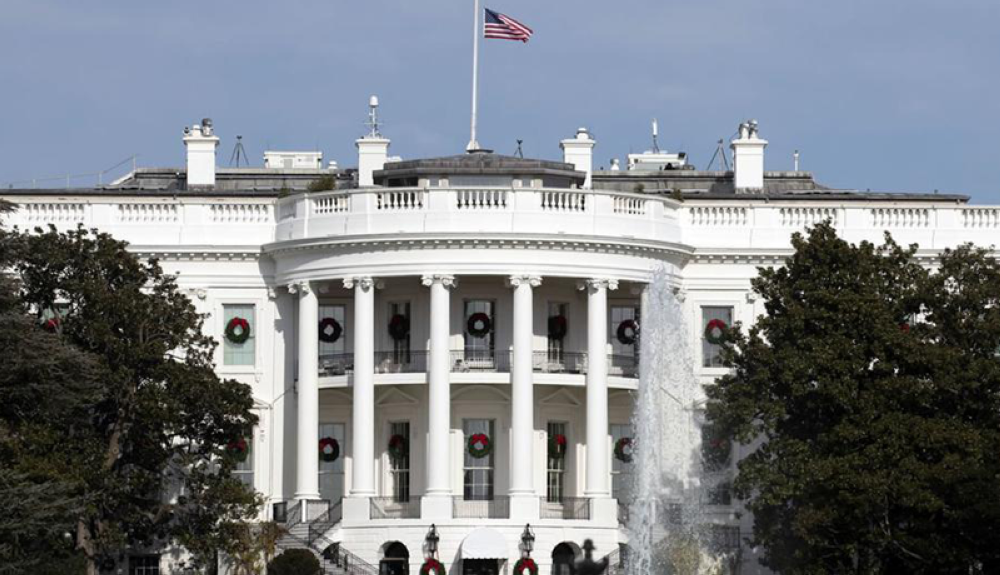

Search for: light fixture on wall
xmin=520 ymin=524 xmax=535 ymax=556
xmin=426 ymin=524 xmax=440 ymax=557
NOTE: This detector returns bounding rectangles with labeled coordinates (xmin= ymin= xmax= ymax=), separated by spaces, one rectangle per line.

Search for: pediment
xmin=539 ymin=388 xmax=581 ymax=407
xmin=376 ymin=387 xmax=419 ymax=406
xmin=451 ymin=385 xmax=510 ymax=403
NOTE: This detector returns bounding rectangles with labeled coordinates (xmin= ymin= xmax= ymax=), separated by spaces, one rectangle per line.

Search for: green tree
xmin=0 ymin=223 xmax=261 ymax=575
xmin=267 ymin=549 xmax=321 ymax=575
xmin=706 ymin=223 xmax=1000 ymax=574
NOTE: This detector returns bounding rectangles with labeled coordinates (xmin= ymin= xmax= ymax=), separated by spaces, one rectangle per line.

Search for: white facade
xmin=3 ymin=122 xmax=998 ymax=575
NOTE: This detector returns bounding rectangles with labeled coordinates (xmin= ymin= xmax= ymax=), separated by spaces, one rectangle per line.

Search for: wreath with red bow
xmin=467 ymin=433 xmax=492 ymax=459
xmin=616 ymin=319 xmax=639 ymax=345
xmin=547 ymin=315 xmax=568 ymax=341
xmin=388 ymin=434 xmax=408 ymax=460
xmin=419 ymin=559 xmax=446 ymax=575
xmin=513 ymin=558 xmax=539 ymax=575
xmin=226 ymin=438 xmax=249 ymax=463
xmin=548 ymin=433 xmax=567 ymax=460
xmin=388 ymin=314 xmax=410 ymax=341
xmin=319 ymin=317 xmax=343 ymax=344
xmin=704 ymin=319 xmax=727 ymax=345
xmin=225 ymin=317 xmax=251 ymax=344
xmin=614 ymin=437 xmax=633 ymax=463
xmin=467 ymin=312 xmax=492 ymax=339
xmin=319 ymin=437 xmax=340 ymax=463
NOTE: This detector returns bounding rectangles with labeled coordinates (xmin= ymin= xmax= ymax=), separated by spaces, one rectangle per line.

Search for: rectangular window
xmin=610 ymin=423 xmax=633 ymax=503
xmin=463 ymin=300 xmax=496 ymax=367
xmin=609 ymin=304 xmax=640 ymax=376
xmin=547 ymin=302 xmax=567 ymax=363
xmin=233 ymin=431 xmax=254 ymax=490
xmin=223 ymin=304 xmax=255 ymax=366
xmin=129 ymin=555 xmax=160 ymax=575
xmin=319 ymin=304 xmax=348 ymax=375
xmin=701 ymin=306 xmax=733 ymax=368
xmin=463 ymin=419 xmax=495 ymax=501
xmin=389 ymin=421 xmax=411 ymax=502
xmin=546 ymin=422 xmax=567 ymax=502
xmin=318 ymin=422 xmax=345 ymax=502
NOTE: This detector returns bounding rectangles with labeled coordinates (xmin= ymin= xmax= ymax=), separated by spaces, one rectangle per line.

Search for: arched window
xmin=552 ymin=543 xmax=577 ymax=575
xmin=380 ymin=541 xmax=409 ymax=575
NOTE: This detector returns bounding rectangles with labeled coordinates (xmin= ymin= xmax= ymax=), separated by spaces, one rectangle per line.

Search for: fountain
xmin=625 ymin=264 xmax=728 ymax=575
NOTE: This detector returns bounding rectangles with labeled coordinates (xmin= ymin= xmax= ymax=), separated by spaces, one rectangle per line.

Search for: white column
xmin=422 ymin=274 xmax=457 ymax=500
xmin=291 ymin=281 xmax=320 ymax=501
xmin=346 ymin=277 xmax=376 ymax=497
xmin=508 ymin=275 xmax=541 ymax=497
xmin=581 ymin=278 xmax=618 ymax=497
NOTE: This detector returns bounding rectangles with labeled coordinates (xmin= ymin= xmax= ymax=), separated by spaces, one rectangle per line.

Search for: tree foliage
xmin=706 ymin=222 xmax=1000 ymax=574
xmin=0 ymin=220 xmax=260 ymax=574
xmin=266 ymin=548 xmax=321 ymax=575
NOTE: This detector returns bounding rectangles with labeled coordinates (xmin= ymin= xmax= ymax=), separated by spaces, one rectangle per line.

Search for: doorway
xmin=379 ymin=541 xmax=409 ymax=575
xmin=552 ymin=543 xmax=577 ymax=575
xmin=462 ymin=559 xmax=500 ymax=575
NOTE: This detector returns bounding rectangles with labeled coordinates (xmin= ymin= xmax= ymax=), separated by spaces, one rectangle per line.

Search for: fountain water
xmin=626 ymin=265 xmax=715 ymax=575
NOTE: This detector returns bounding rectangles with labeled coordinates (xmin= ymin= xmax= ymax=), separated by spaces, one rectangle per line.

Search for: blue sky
xmin=1 ymin=1 xmax=998 ymax=202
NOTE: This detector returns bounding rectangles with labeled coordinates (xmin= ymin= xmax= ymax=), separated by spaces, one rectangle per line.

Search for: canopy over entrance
xmin=460 ymin=528 xmax=508 ymax=559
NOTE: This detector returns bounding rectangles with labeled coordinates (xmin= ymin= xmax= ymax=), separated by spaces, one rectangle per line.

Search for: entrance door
xmin=462 ymin=559 xmax=499 ymax=575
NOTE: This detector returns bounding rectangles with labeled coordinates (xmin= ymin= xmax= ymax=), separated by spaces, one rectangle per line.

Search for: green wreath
xmin=225 ymin=317 xmax=251 ymax=344
xmin=388 ymin=434 xmax=408 ymax=460
xmin=513 ymin=558 xmax=539 ymax=575
xmin=319 ymin=437 xmax=340 ymax=463
xmin=467 ymin=433 xmax=492 ymax=459
xmin=319 ymin=317 xmax=342 ymax=344
xmin=614 ymin=437 xmax=633 ymax=463
xmin=226 ymin=438 xmax=249 ymax=463
xmin=704 ymin=319 xmax=727 ymax=345
xmin=388 ymin=314 xmax=410 ymax=341
xmin=419 ymin=558 xmax=446 ymax=575
xmin=548 ymin=433 xmax=567 ymax=460
xmin=616 ymin=319 xmax=638 ymax=345
xmin=547 ymin=315 xmax=568 ymax=340
xmin=467 ymin=312 xmax=492 ymax=339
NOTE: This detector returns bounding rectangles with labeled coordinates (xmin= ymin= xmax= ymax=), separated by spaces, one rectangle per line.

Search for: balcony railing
xmin=450 ymin=350 xmax=511 ymax=373
xmin=452 ymin=496 xmax=510 ymax=519
xmin=541 ymin=497 xmax=591 ymax=520
xmin=317 ymin=350 xmax=641 ymax=379
xmin=370 ymin=497 xmax=420 ymax=520
xmin=532 ymin=351 xmax=587 ymax=374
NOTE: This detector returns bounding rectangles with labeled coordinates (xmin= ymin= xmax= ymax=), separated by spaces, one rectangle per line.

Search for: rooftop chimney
xmin=183 ymin=118 xmax=220 ymax=188
xmin=730 ymin=120 xmax=767 ymax=193
xmin=356 ymin=95 xmax=390 ymax=187
xmin=560 ymin=127 xmax=596 ymax=189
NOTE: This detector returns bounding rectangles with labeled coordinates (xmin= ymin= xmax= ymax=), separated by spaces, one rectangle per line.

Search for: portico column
xmin=291 ymin=281 xmax=320 ymax=501
xmin=581 ymin=278 xmax=618 ymax=498
xmin=508 ymin=275 xmax=541 ymax=498
xmin=345 ymin=277 xmax=376 ymax=497
xmin=422 ymin=274 xmax=457 ymax=503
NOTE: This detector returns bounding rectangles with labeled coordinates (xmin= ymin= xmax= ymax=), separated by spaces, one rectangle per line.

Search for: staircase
xmin=275 ymin=500 xmax=378 ymax=575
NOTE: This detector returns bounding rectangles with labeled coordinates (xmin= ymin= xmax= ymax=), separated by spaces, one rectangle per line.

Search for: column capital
xmin=507 ymin=274 xmax=542 ymax=288
xmin=421 ymin=274 xmax=458 ymax=288
xmin=287 ymin=281 xmax=311 ymax=295
xmin=343 ymin=276 xmax=381 ymax=291
xmin=577 ymin=278 xmax=619 ymax=292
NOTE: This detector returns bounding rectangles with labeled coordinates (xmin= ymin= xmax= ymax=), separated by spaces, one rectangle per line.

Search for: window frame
xmin=546 ymin=421 xmax=568 ymax=503
xmin=222 ymin=303 xmax=257 ymax=368
xmin=462 ymin=418 xmax=496 ymax=501
xmin=700 ymin=305 xmax=734 ymax=369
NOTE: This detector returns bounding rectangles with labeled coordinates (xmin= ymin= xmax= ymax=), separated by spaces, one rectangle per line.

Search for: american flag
xmin=484 ymin=8 xmax=533 ymax=42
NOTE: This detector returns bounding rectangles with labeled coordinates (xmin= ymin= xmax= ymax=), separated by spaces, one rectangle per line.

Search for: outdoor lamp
xmin=521 ymin=524 xmax=535 ymax=555
xmin=427 ymin=524 xmax=440 ymax=556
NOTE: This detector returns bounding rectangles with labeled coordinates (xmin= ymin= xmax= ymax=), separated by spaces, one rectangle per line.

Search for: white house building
xmin=2 ymin=106 xmax=997 ymax=575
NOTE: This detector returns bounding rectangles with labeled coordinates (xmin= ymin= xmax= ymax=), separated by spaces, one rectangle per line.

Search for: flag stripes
xmin=484 ymin=8 xmax=533 ymax=42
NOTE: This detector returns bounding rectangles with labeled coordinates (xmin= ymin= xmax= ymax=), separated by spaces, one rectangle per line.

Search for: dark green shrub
xmin=267 ymin=549 xmax=320 ymax=575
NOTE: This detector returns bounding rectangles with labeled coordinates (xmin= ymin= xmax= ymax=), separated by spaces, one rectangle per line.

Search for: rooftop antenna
xmin=651 ymin=118 xmax=660 ymax=153
xmin=229 ymin=135 xmax=249 ymax=167
xmin=705 ymin=138 xmax=731 ymax=171
xmin=514 ymin=139 xmax=524 ymax=159
xmin=793 ymin=149 xmax=800 ymax=171
xmin=365 ymin=95 xmax=382 ymax=138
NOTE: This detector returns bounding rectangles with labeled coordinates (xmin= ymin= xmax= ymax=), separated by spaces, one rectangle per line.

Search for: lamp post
xmin=520 ymin=524 xmax=535 ymax=557
xmin=426 ymin=524 xmax=440 ymax=558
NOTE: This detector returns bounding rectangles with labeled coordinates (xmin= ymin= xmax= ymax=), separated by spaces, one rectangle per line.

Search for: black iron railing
xmin=541 ymin=497 xmax=591 ymax=520
xmin=319 ymin=353 xmax=353 ymax=376
xmin=320 ymin=543 xmax=380 ymax=575
xmin=370 ymin=497 xmax=421 ymax=519
xmin=307 ymin=499 xmax=342 ymax=546
xmin=452 ymin=496 xmax=510 ymax=519
xmin=532 ymin=351 xmax=588 ymax=374
xmin=608 ymin=354 xmax=639 ymax=378
xmin=373 ymin=350 xmax=428 ymax=373
xmin=450 ymin=350 xmax=511 ymax=373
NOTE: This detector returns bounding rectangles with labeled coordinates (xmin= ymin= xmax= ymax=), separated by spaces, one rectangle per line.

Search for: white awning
xmin=460 ymin=528 xmax=508 ymax=559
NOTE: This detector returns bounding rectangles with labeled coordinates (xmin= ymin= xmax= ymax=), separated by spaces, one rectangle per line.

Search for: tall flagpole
xmin=467 ymin=0 xmax=481 ymax=152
